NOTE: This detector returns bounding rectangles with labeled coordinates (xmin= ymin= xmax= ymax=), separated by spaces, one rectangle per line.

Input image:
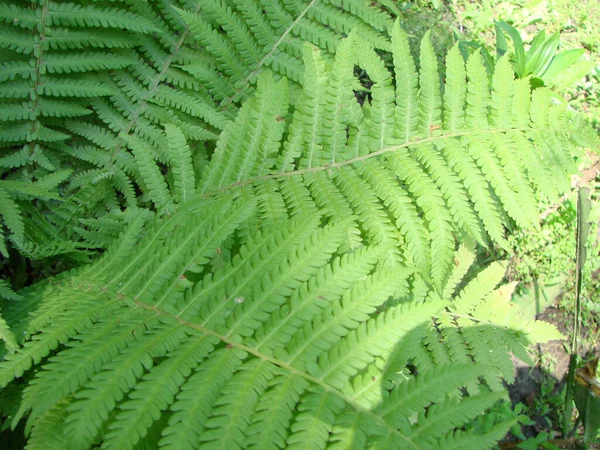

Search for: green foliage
xmin=454 ymin=21 xmax=589 ymax=90
xmin=1 ymin=0 xmax=599 ymax=448
xmin=1 ymin=14 xmax=597 ymax=447
xmin=573 ymin=358 xmax=600 ymax=445
xmin=494 ymin=22 xmax=586 ymax=87
xmin=0 ymin=0 xmax=393 ymax=263
xmin=450 ymin=0 xmax=600 ymax=122
xmin=0 ymin=201 xmax=563 ymax=450
xmin=502 ymin=194 xmax=600 ymax=333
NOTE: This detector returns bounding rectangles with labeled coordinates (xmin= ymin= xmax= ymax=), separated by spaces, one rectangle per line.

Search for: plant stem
xmin=563 ymin=186 xmax=591 ymax=436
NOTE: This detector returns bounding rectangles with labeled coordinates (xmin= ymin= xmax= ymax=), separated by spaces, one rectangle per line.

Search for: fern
xmin=0 ymin=0 xmax=397 ymax=265
xmin=0 ymin=22 xmax=595 ymax=449
xmin=0 ymin=196 xmax=562 ymax=450
xmin=0 ymin=0 xmax=147 ymax=258
xmin=196 ymin=26 xmax=593 ymax=289
xmin=0 ymin=173 xmax=85 ymax=259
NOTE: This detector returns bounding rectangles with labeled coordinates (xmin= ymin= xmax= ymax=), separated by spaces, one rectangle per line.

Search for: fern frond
xmin=192 ymin=26 xmax=594 ymax=289
xmin=0 ymin=0 xmax=398 ymax=268
xmin=1 ymin=18 xmax=595 ymax=450
xmin=0 ymin=0 xmax=158 ymax=259
xmin=443 ymin=43 xmax=467 ymax=133
xmin=38 ymin=78 xmax=113 ymax=97
xmin=27 ymin=402 xmax=70 ymax=450
xmin=102 ymin=334 xmax=216 ymax=449
xmin=164 ymin=124 xmax=195 ymax=203
xmin=46 ymin=3 xmax=157 ymax=33
xmin=323 ymin=34 xmax=362 ymax=163
xmin=0 ymin=280 xmax=21 ymax=302
xmin=179 ymin=0 xmax=393 ymax=105
xmin=465 ymin=50 xmax=490 ymax=129
xmin=0 ymin=173 xmax=81 ymax=256
xmin=0 ymin=209 xmax=510 ymax=449
xmin=198 ymin=72 xmax=289 ymax=192
xmin=157 ymin=346 xmax=246 ymax=450
xmin=408 ymin=390 xmax=506 ymax=446
xmin=377 ymin=364 xmax=491 ymax=425
xmin=442 ymin=244 xmax=476 ymax=300
xmin=0 ymin=3 xmax=37 ymax=30
xmin=43 ymin=52 xmax=134 ymax=74
xmin=436 ymin=421 xmax=519 ymax=450
xmin=0 ymin=200 xmax=571 ymax=450
xmin=430 ymin=247 xmax=564 ymax=389
xmin=123 ymin=133 xmax=175 ymax=215
xmin=392 ymin=23 xmax=419 ymax=141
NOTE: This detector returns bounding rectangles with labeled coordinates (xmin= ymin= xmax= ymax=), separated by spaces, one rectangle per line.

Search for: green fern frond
xmin=178 ymin=0 xmax=392 ymax=104
xmin=43 ymin=0 xmax=390 ymax=227
xmin=443 ymin=43 xmax=467 ymax=133
xmin=46 ymin=3 xmax=157 ymax=32
xmin=408 ymin=390 xmax=506 ymax=445
xmin=0 ymin=0 xmax=397 ymax=269
xmin=0 ymin=13 xmax=596 ymax=450
xmin=194 ymin=27 xmax=594 ymax=289
xmin=0 ymin=172 xmax=89 ymax=259
xmin=0 ymin=0 xmax=153 ymax=258
xmin=0 ymin=280 xmax=21 ymax=302
xmin=0 ymin=199 xmax=559 ymax=449
xmin=430 ymin=247 xmax=564 ymax=389
xmin=0 ymin=315 xmax=18 ymax=354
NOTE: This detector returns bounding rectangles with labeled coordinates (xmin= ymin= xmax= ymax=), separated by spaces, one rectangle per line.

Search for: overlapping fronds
xmin=0 ymin=23 xmax=594 ymax=449
xmin=177 ymin=0 xmax=393 ymax=106
xmin=0 ymin=195 xmax=562 ymax=450
xmin=0 ymin=172 xmax=87 ymax=259
xmin=64 ymin=0 xmax=393 ymax=211
xmin=196 ymin=25 xmax=595 ymax=290
xmin=0 ymin=0 xmax=152 ymax=258
xmin=0 ymin=0 xmax=146 ymax=168
xmin=0 ymin=0 xmax=396 ymax=261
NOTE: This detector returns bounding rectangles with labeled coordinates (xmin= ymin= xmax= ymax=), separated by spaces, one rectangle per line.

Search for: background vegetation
xmin=405 ymin=0 xmax=600 ymax=446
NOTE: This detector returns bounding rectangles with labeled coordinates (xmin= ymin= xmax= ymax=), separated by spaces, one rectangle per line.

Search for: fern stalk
xmin=563 ymin=186 xmax=591 ymax=436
